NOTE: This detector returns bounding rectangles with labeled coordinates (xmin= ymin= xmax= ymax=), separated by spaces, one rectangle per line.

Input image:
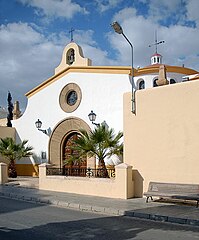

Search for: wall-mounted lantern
xmin=35 ymin=119 xmax=47 ymax=134
xmin=88 ymin=110 xmax=100 ymax=126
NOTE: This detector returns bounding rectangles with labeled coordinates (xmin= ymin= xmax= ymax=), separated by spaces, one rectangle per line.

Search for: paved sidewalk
xmin=0 ymin=177 xmax=199 ymax=227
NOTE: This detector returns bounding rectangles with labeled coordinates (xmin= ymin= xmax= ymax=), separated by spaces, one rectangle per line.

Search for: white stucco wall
xmin=135 ymin=72 xmax=186 ymax=89
xmin=12 ymin=71 xmax=131 ymax=163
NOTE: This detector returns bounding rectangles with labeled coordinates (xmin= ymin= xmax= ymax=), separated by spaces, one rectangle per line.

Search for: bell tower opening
xmin=66 ymin=48 xmax=75 ymax=65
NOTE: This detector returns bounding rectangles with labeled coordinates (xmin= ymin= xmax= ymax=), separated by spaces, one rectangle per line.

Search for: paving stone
xmin=91 ymin=206 xmax=105 ymax=213
xmin=48 ymin=199 xmax=60 ymax=205
xmin=133 ymin=212 xmax=150 ymax=219
xmin=39 ymin=198 xmax=50 ymax=204
xmin=80 ymin=204 xmax=92 ymax=212
xmin=168 ymin=216 xmax=187 ymax=224
xmin=57 ymin=201 xmax=69 ymax=208
xmin=150 ymin=214 xmax=168 ymax=222
xmin=68 ymin=202 xmax=80 ymax=209
xmin=124 ymin=210 xmax=135 ymax=217
xmin=104 ymin=207 xmax=119 ymax=215
xmin=23 ymin=196 xmax=32 ymax=201
xmin=186 ymin=219 xmax=199 ymax=226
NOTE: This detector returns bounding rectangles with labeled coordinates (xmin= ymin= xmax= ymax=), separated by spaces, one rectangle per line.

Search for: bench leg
xmin=146 ymin=196 xmax=153 ymax=203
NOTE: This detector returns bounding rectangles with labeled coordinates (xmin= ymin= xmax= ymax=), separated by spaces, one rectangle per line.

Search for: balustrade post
xmin=0 ymin=163 xmax=8 ymax=184
xmin=39 ymin=163 xmax=51 ymax=188
xmin=115 ymin=163 xmax=134 ymax=199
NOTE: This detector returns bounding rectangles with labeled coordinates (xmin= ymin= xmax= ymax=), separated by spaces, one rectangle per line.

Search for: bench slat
xmin=144 ymin=182 xmax=199 ymax=207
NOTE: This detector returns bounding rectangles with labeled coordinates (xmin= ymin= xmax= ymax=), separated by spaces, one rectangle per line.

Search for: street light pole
xmin=111 ymin=21 xmax=136 ymax=114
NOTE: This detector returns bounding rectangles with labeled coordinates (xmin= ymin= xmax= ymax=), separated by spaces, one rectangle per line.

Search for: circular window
xmin=59 ymin=83 xmax=82 ymax=113
xmin=66 ymin=90 xmax=78 ymax=106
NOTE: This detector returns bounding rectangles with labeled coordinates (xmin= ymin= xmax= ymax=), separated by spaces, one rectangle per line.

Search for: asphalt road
xmin=0 ymin=196 xmax=199 ymax=240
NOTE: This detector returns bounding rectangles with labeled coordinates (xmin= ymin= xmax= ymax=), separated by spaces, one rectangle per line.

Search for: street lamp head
xmin=111 ymin=21 xmax=123 ymax=34
xmin=35 ymin=119 xmax=47 ymax=134
xmin=88 ymin=110 xmax=96 ymax=123
xmin=35 ymin=119 xmax=42 ymax=129
xmin=88 ymin=110 xmax=100 ymax=127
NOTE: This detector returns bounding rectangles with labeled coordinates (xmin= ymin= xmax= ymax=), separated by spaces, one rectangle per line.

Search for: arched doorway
xmin=63 ymin=131 xmax=87 ymax=176
xmin=49 ymin=117 xmax=92 ymax=168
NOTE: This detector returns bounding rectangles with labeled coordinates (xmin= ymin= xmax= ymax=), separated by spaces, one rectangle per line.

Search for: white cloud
xmin=0 ymin=22 xmax=62 ymax=110
xmin=95 ymin=0 xmax=123 ymax=12
xmin=82 ymin=44 xmax=117 ymax=66
xmin=147 ymin=0 xmax=186 ymax=24
xmin=0 ymin=22 xmax=114 ymax=110
xmin=73 ymin=30 xmax=97 ymax=46
xmin=145 ymin=0 xmax=199 ymax=27
xmin=18 ymin=0 xmax=88 ymax=19
xmin=112 ymin=7 xmax=137 ymax=22
xmin=109 ymin=7 xmax=199 ymax=70
xmin=186 ymin=0 xmax=199 ymax=26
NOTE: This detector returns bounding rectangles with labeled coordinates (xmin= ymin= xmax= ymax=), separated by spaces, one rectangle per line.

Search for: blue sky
xmin=0 ymin=0 xmax=199 ymax=110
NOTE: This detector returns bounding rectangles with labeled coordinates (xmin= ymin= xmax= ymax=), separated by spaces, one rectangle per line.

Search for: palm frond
xmin=67 ymin=125 xmax=123 ymax=167
xmin=0 ymin=137 xmax=33 ymax=161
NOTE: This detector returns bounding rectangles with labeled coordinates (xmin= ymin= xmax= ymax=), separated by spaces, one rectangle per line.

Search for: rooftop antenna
xmin=149 ymin=30 xmax=165 ymax=53
xmin=69 ymin=28 xmax=75 ymax=42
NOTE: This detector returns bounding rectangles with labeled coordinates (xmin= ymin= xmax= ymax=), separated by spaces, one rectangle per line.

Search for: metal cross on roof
xmin=149 ymin=30 xmax=165 ymax=53
xmin=69 ymin=28 xmax=75 ymax=42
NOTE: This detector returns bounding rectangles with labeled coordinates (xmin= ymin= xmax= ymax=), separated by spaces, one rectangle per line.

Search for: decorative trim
xmin=25 ymin=66 xmax=132 ymax=98
xmin=135 ymin=65 xmax=198 ymax=77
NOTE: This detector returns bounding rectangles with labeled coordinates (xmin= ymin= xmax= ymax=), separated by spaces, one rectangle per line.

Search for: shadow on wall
xmin=132 ymin=169 xmax=144 ymax=198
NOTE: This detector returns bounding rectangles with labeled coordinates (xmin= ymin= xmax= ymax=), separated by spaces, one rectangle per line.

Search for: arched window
xmin=153 ymin=78 xmax=158 ymax=87
xmin=170 ymin=79 xmax=176 ymax=84
xmin=138 ymin=80 xmax=145 ymax=90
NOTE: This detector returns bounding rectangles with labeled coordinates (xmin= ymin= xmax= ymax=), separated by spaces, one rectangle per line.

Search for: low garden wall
xmin=39 ymin=163 xmax=134 ymax=199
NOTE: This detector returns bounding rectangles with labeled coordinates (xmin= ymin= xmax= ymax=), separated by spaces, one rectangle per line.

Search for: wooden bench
xmin=144 ymin=182 xmax=199 ymax=207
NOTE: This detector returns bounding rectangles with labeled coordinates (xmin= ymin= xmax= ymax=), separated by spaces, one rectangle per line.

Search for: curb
xmin=124 ymin=210 xmax=199 ymax=226
xmin=0 ymin=191 xmax=199 ymax=227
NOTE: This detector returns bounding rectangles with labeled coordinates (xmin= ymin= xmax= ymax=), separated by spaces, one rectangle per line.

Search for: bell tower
xmin=149 ymin=31 xmax=164 ymax=65
xmin=151 ymin=53 xmax=163 ymax=65
xmin=55 ymin=42 xmax=92 ymax=74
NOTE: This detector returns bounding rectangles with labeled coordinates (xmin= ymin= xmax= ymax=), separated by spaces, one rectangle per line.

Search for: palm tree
xmin=66 ymin=124 xmax=123 ymax=177
xmin=0 ymin=137 xmax=33 ymax=178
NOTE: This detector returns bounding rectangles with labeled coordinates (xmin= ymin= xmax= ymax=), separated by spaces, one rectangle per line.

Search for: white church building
xmin=8 ymin=41 xmax=198 ymax=176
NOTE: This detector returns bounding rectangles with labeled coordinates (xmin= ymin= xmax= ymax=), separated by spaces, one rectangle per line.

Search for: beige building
xmin=124 ymin=75 xmax=199 ymax=197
